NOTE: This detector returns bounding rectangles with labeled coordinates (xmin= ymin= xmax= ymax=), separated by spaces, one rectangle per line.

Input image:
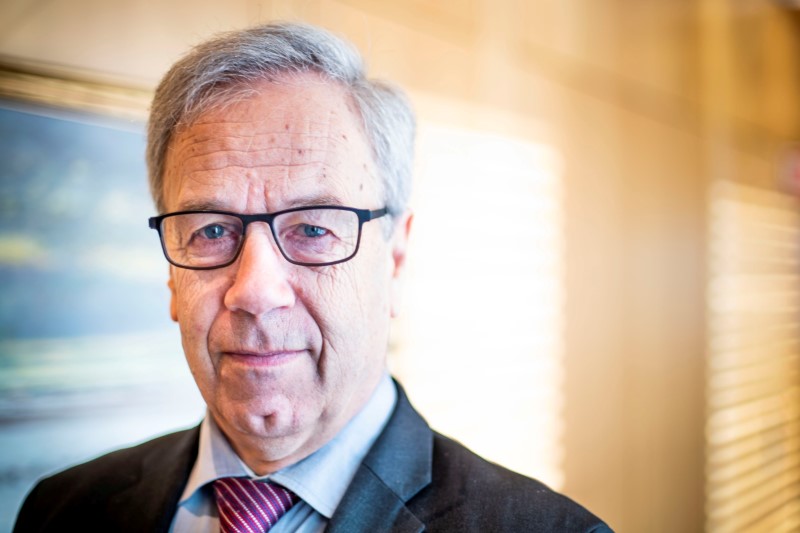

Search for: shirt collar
xmin=179 ymin=373 xmax=397 ymax=519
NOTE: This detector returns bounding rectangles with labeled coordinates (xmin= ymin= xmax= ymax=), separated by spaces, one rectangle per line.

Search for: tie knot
xmin=213 ymin=477 xmax=299 ymax=533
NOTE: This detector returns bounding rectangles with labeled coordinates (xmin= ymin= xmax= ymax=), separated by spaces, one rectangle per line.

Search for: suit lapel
xmin=326 ymin=466 xmax=424 ymax=533
xmin=105 ymin=426 xmax=200 ymax=532
xmin=327 ymin=382 xmax=432 ymax=533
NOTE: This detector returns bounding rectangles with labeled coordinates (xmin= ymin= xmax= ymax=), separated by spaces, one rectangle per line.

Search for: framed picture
xmin=0 ymin=64 xmax=204 ymax=529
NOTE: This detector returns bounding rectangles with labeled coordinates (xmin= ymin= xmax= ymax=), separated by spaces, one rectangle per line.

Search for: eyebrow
xmin=175 ymin=193 xmax=347 ymax=213
xmin=176 ymin=199 xmax=227 ymax=212
xmin=284 ymin=193 xmax=345 ymax=209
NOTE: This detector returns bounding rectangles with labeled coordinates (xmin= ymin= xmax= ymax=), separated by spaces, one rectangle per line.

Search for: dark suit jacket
xmin=14 ymin=384 xmax=611 ymax=532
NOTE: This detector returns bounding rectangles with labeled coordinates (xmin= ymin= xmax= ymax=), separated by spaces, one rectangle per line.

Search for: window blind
xmin=706 ymin=179 xmax=800 ymax=532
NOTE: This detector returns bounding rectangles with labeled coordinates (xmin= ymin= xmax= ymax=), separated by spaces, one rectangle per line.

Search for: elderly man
xmin=15 ymin=23 xmax=610 ymax=532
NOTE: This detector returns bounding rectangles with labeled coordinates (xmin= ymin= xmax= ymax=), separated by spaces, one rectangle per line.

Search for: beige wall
xmin=2 ymin=1 xmax=799 ymax=531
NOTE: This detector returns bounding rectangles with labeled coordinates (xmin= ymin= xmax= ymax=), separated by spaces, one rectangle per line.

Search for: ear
xmin=168 ymin=270 xmax=178 ymax=322
xmin=389 ymin=210 xmax=413 ymax=318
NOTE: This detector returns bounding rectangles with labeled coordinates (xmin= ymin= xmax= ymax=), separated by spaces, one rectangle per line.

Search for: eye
xmin=303 ymin=225 xmax=328 ymax=238
xmin=202 ymin=224 xmax=226 ymax=239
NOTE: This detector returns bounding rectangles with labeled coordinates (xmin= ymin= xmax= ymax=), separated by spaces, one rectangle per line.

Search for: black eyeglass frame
xmin=148 ymin=205 xmax=389 ymax=270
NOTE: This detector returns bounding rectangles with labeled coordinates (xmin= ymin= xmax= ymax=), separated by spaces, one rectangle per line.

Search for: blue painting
xmin=0 ymin=102 xmax=204 ymax=529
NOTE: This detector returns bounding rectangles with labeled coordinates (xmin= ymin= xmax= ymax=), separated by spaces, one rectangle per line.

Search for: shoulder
xmin=353 ymin=381 xmax=612 ymax=532
xmin=34 ymin=427 xmax=197 ymax=493
xmin=14 ymin=426 xmax=199 ymax=533
xmin=412 ymin=431 xmax=611 ymax=532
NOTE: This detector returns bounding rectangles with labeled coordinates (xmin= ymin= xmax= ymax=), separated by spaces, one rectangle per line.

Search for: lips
xmin=222 ymin=349 xmax=306 ymax=367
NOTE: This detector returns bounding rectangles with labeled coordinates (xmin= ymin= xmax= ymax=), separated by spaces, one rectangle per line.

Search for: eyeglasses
xmin=149 ymin=205 xmax=388 ymax=270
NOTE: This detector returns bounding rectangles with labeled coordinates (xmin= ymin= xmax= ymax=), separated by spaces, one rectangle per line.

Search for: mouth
xmin=221 ymin=349 xmax=306 ymax=367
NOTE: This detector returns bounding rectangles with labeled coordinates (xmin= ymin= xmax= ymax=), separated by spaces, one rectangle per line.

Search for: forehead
xmin=162 ymin=73 xmax=379 ymax=212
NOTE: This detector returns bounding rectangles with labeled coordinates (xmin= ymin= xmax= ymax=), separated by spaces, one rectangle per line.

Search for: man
xmin=15 ymin=23 xmax=610 ymax=532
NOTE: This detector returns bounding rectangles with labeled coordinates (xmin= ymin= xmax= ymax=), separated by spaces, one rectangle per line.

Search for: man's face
xmin=162 ymin=73 xmax=410 ymax=473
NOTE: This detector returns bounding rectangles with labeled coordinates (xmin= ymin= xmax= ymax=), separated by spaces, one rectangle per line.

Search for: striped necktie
xmin=213 ymin=477 xmax=299 ymax=533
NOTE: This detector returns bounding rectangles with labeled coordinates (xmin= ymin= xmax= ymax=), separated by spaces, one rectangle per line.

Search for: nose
xmin=223 ymin=226 xmax=296 ymax=316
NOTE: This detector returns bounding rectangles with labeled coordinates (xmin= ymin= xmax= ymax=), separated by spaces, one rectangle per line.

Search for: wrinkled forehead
xmin=162 ymin=74 xmax=381 ymax=212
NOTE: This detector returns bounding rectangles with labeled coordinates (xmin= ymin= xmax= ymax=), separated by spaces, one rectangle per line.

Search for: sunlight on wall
xmin=390 ymin=121 xmax=565 ymax=489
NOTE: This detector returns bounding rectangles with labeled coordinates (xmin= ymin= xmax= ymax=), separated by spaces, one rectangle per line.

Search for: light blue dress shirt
xmin=169 ymin=374 xmax=397 ymax=533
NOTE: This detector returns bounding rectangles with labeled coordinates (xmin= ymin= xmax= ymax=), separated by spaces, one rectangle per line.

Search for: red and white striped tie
xmin=213 ymin=477 xmax=299 ymax=533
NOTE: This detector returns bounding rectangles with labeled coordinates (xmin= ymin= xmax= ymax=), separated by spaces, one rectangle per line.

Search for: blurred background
xmin=1 ymin=0 xmax=799 ymax=531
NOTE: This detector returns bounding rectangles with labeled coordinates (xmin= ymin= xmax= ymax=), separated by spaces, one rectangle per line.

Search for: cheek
xmin=295 ymin=269 xmax=355 ymax=345
xmin=300 ymin=253 xmax=392 ymax=349
xmin=173 ymin=272 xmax=226 ymax=342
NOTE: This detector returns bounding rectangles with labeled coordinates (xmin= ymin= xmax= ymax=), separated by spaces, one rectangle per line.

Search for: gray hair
xmin=147 ymin=22 xmax=415 ymax=218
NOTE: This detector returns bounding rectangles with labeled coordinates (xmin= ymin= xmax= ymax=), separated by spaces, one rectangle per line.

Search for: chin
xmin=226 ymin=396 xmax=313 ymax=438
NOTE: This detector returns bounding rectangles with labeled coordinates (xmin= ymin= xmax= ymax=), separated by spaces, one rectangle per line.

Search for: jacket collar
xmin=327 ymin=381 xmax=432 ymax=533
xmin=103 ymin=380 xmax=432 ymax=533
xmin=106 ymin=426 xmax=200 ymax=532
